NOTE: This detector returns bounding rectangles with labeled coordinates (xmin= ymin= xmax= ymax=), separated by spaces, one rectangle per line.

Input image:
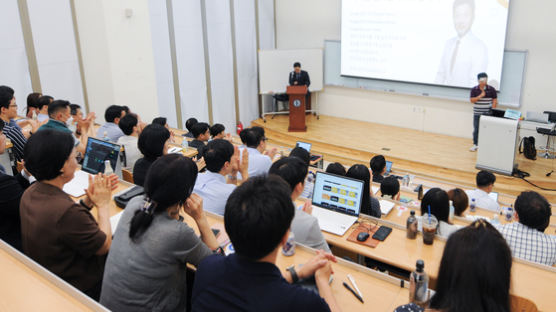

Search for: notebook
xmin=378 ymin=200 xmax=396 ymax=215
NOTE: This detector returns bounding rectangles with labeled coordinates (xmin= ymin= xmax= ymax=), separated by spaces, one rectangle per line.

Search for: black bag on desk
xmin=114 ymin=185 xmax=145 ymax=208
xmin=519 ymin=136 xmax=537 ymax=160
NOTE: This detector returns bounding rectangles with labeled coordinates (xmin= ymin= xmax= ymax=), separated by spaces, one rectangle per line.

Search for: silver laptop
xmin=311 ymin=172 xmax=364 ymax=236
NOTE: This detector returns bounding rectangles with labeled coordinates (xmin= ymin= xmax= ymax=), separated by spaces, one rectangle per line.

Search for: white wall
xmin=74 ymin=0 xmax=159 ymax=123
xmin=206 ymin=1 xmax=237 ymax=131
xmin=276 ymin=0 xmax=556 ymax=138
xmin=27 ymin=0 xmax=84 ymax=105
xmin=234 ymin=0 xmax=259 ymax=128
xmin=0 ymin=0 xmax=33 ymax=113
xmin=148 ymin=0 xmax=178 ymax=127
xmin=172 ymin=0 xmax=210 ymax=126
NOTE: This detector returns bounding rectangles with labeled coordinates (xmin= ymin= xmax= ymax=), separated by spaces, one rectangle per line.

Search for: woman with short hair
xmin=19 ymin=129 xmax=112 ymax=300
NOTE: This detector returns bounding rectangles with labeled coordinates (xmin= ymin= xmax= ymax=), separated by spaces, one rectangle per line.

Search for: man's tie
xmin=450 ymin=39 xmax=460 ymax=73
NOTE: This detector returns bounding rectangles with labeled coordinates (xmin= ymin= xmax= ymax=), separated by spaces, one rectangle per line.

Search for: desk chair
xmin=510 ymin=295 xmax=538 ymax=312
xmin=122 ymin=168 xmax=134 ymax=184
xmin=536 ymin=126 xmax=556 ymax=159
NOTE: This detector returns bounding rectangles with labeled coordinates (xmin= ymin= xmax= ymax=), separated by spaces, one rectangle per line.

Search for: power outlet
xmin=412 ymin=106 xmax=425 ymax=113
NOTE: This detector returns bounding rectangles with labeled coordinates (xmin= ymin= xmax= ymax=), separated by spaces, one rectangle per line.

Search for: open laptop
xmin=311 ymin=172 xmax=364 ymax=236
xmin=385 ymin=161 xmax=393 ymax=175
xmin=82 ymin=137 xmax=121 ymax=174
xmin=383 ymin=160 xmax=402 ymax=179
xmin=296 ymin=141 xmax=321 ymax=162
xmin=488 ymin=192 xmax=499 ymax=203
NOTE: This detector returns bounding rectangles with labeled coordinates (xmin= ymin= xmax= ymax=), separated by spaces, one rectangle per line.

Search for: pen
xmin=343 ymin=282 xmax=364 ymax=303
xmin=347 ymin=274 xmax=363 ymax=300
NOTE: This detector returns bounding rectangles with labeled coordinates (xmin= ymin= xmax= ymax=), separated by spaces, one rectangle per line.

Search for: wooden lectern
xmin=287 ymin=85 xmax=307 ymax=132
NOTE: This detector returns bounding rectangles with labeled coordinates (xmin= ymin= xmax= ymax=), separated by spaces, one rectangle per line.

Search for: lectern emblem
xmin=293 ymin=99 xmax=301 ymax=108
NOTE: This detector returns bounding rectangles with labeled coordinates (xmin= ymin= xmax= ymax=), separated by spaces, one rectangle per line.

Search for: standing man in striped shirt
xmin=469 ymin=72 xmax=497 ymax=152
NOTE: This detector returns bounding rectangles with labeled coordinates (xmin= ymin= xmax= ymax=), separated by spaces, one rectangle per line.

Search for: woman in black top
xmin=133 ymin=124 xmax=170 ymax=186
xmin=395 ymin=220 xmax=512 ymax=312
xmin=346 ymin=164 xmax=381 ymax=218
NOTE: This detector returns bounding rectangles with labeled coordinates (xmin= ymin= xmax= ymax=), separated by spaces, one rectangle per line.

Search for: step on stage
xmin=252 ymin=115 xmax=556 ymax=203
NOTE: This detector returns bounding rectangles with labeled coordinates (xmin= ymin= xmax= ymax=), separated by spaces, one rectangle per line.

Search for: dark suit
xmin=289 ymin=70 xmax=311 ymax=110
xmin=289 ymin=70 xmax=311 ymax=87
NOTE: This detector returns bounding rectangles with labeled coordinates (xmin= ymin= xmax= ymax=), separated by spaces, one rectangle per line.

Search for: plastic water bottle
xmin=103 ymin=131 xmax=109 ymax=141
xmin=103 ymin=160 xmax=113 ymax=175
xmin=409 ymin=260 xmax=429 ymax=307
xmin=406 ymin=210 xmax=418 ymax=239
xmin=491 ymin=213 xmax=500 ymax=225
xmin=282 ymin=231 xmax=296 ymax=256
xmin=470 ymin=198 xmax=476 ymax=212
xmin=448 ymin=200 xmax=455 ymax=223
xmin=31 ymin=110 xmax=37 ymax=120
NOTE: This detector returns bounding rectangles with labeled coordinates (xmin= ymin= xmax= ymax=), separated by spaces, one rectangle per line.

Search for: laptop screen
xmin=385 ymin=161 xmax=393 ymax=173
xmin=312 ymin=172 xmax=364 ymax=216
xmin=82 ymin=137 xmax=121 ymax=174
xmin=296 ymin=141 xmax=312 ymax=153
xmin=488 ymin=192 xmax=499 ymax=202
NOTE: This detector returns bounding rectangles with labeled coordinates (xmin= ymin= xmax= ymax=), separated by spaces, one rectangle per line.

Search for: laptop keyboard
xmin=312 ymin=206 xmax=358 ymax=235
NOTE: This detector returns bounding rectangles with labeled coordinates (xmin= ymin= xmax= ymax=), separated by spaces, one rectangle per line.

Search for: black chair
xmin=536 ymin=125 xmax=556 ymax=159
xmin=543 ymin=111 xmax=556 ymax=123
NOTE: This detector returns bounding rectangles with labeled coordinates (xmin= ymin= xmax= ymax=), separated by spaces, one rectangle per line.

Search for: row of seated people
xmin=368 ymin=156 xmax=555 ymax=266
xmin=0 ymin=85 xmax=553 ymax=310
xmin=127 ymin=112 xmax=555 ymax=268
xmin=0 ymin=124 xmax=521 ymax=312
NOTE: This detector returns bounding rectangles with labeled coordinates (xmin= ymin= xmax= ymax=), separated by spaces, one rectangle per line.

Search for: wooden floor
xmin=252 ymin=115 xmax=556 ymax=203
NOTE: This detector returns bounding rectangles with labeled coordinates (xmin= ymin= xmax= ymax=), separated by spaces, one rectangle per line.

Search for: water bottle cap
xmin=410 ymin=210 xmax=415 ymax=216
xmin=416 ymin=259 xmax=424 ymax=271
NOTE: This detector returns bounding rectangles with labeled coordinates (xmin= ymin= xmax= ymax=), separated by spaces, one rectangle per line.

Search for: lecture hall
xmin=0 ymin=0 xmax=554 ymax=311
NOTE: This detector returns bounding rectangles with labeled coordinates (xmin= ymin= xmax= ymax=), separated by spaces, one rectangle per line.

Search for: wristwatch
xmin=79 ymin=199 xmax=94 ymax=210
xmin=287 ymin=265 xmax=299 ymax=283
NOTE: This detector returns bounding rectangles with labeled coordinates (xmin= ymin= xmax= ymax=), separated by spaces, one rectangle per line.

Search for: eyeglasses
xmin=9 ymin=104 xmax=17 ymax=108
xmin=358 ymin=220 xmax=378 ymax=233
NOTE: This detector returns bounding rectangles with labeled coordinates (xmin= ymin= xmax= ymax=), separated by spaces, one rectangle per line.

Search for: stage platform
xmin=252 ymin=115 xmax=556 ymax=203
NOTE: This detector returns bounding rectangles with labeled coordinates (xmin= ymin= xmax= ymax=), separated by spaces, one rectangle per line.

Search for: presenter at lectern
xmin=289 ymin=62 xmax=311 ymax=110
xmin=469 ymin=72 xmax=497 ymax=152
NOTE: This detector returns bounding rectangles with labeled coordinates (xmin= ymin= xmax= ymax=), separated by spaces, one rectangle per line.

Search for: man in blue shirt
xmin=96 ymin=105 xmax=125 ymax=142
xmin=193 ymin=139 xmax=248 ymax=215
xmin=238 ymin=126 xmax=277 ymax=178
xmin=192 ymin=175 xmax=341 ymax=312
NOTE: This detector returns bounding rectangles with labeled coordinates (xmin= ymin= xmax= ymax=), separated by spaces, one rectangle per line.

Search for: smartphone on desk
xmin=372 ymin=226 xmax=392 ymax=241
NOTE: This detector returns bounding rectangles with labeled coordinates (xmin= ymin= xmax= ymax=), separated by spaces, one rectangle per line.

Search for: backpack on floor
xmin=519 ymin=136 xmax=537 ymax=160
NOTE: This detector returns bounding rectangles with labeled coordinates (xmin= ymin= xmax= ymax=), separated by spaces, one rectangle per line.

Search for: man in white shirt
xmin=466 ymin=170 xmax=500 ymax=212
xmin=193 ymin=139 xmax=248 ymax=215
xmin=117 ymin=114 xmax=142 ymax=169
xmin=435 ymin=0 xmax=488 ymax=88
xmin=269 ymin=157 xmax=330 ymax=252
xmin=96 ymin=105 xmax=126 ymax=142
xmin=36 ymin=95 xmax=53 ymax=123
xmin=239 ymin=127 xmax=277 ymax=178
xmin=495 ymin=191 xmax=556 ymax=266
